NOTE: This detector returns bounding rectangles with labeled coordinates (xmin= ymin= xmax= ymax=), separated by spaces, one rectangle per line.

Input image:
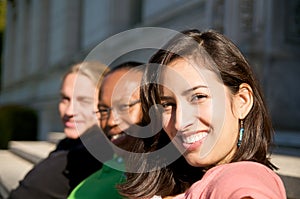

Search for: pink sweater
xmin=173 ymin=161 xmax=286 ymax=199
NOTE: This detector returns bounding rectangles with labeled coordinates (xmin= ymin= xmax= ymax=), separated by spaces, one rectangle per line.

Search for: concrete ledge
xmin=0 ymin=150 xmax=33 ymax=197
xmin=1 ymin=141 xmax=299 ymax=198
xmin=0 ymin=181 xmax=9 ymax=199
xmin=272 ymin=154 xmax=300 ymax=178
xmin=9 ymin=141 xmax=56 ymax=164
xmin=47 ymin=132 xmax=65 ymax=144
xmin=271 ymin=154 xmax=300 ymax=199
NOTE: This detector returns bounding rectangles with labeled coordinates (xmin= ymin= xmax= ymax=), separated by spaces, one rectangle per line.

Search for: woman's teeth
xmin=182 ymin=132 xmax=208 ymax=144
xmin=111 ymin=133 xmax=125 ymax=141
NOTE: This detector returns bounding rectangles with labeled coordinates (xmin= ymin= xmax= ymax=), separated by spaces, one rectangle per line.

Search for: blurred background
xmin=0 ymin=0 xmax=300 ymax=198
xmin=0 ymin=0 xmax=299 ymax=153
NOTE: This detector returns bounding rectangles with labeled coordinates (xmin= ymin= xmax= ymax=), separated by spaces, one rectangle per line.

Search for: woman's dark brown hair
xmin=118 ymin=29 xmax=276 ymax=198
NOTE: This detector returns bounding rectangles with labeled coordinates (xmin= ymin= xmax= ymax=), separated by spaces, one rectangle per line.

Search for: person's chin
xmin=109 ymin=132 xmax=124 ymax=144
xmin=64 ymin=128 xmax=80 ymax=139
xmin=113 ymin=134 xmax=136 ymax=151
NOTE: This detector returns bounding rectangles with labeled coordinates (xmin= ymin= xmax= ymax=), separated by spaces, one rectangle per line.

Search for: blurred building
xmin=0 ymin=0 xmax=299 ymax=151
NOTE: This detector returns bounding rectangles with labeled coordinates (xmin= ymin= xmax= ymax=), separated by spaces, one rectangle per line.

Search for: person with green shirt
xmin=68 ymin=61 xmax=144 ymax=199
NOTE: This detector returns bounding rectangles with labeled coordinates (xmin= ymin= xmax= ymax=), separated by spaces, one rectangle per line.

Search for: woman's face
xmin=98 ymin=69 xmax=143 ymax=150
xmin=160 ymin=58 xmax=239 ymax=167
xmin=59 ymin=73 xmax=97 ymax=139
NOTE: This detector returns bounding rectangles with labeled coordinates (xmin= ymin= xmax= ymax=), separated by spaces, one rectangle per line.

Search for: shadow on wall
xmin=0 ymin=104 xmax=38 ymax=149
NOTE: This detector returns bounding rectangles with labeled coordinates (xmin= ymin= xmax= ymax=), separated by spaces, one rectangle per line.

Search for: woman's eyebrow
xmin=182 ymin=85 xmax=208 ymax=96
xmin=98 ymin=100 xmax=109 ymax=106
xmin=160 ymin=85 xmax=208 ymax=99
xmin=60 ymin=92 xmax=68 ymax=98
xmin=160 ymin=96 xmax=173 ymax=101
xmin=76 ymin=96 xmax=94 ymax=102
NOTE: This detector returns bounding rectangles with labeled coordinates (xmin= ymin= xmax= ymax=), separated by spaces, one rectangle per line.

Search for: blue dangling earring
xmin=237 ymin=120 xmax=244 ymax=147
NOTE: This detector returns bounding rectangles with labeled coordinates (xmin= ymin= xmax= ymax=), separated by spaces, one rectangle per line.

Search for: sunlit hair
xmin=97 ymin=61 xmax=144 ymax=101
xmin=61 ymin=61 xmax=108 ymax=88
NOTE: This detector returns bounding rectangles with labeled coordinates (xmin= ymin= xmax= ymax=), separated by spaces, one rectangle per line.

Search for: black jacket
xmin=9 ymin=125 xmax=113 ymax=199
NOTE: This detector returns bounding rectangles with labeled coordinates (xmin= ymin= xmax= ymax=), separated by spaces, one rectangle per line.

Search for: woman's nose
xmin=107 ymin=109 xmax=120 ymax=127
xmin=174 ymin=102 xmax=195 ymax=131
xmin=65 ymin=101 xmax=74 ymax=116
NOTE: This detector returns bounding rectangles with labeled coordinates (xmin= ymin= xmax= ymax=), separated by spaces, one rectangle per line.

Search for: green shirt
xmin=67 ymin=156 xmax=125 ymax=199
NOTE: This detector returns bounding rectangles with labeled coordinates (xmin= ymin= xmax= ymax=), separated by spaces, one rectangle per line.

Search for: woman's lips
xmin=109 ymin=133 xmax=127 ymax=146
xmin=110 ymin=133 xmax=125 ymax=141
xmin=64 ymin=119 xmax=86 ymax=128
xmin=64 ymin=121 xmax=76 ymax=128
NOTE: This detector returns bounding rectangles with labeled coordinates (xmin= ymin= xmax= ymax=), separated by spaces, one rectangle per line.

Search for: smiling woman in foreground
xmin=119 ymin=29 xmax=286 ymax=199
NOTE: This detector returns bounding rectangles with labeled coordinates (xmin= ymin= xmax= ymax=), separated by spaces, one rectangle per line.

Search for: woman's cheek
xmin=161 ymin=113 xmax=168 ymax=128
xmin=162 ymin=114 xmax=173 ymax=138
xmin=58 ymin=103 xmax=65 ymax=117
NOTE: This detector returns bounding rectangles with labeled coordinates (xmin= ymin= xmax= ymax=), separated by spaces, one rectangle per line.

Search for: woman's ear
xmin=234 ymin=83 xmax=253 ymax=119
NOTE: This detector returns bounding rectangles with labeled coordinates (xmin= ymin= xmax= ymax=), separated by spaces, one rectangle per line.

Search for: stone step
xmin=0 ymin=141 xmax=57 ymax=198
xmin=0 ymin=133 xmax=63 ymax=198
xmin=8 ymin=141 xmax=56 ymax=164
xmin=0 ymin=150 xmax=34 ymax=198
xmin=47 ymin=132 xmax=65 ymax=144
xmin=272 ymin=154 xmax=300 ymax=179
xmin=271 ymin=154 xmax=300 ymax=199
xmin=1 ymin=138 xmax=299 ymax=199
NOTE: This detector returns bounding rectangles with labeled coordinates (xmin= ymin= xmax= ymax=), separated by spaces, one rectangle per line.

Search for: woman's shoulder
xmin=213 ymin=161 xmax=275 ymax=176
xmin=186 ymin=161 xmax=286 ymax=199
xmin=215 ymin=161 xmax=285 ymax=184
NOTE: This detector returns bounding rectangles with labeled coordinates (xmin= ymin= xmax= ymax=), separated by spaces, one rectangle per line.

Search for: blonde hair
xmin=62 ymin=61 xmax=109 ymax=87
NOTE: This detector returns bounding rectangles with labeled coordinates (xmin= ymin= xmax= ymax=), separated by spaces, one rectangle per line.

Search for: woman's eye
xmin=98 ymin=108 xmax=110 ymax=117
xmin=78 ymin=98 xmax=93 ymax=106
xmin=118 ymin=104 xmax=130 ymax=112
xmin=190 ymin=94 xmax=207 ymax=103
xmin=99 ymin=108 xmax=108 ymax=113
xmin=161 ymin=102 xmax=175 ymax=110
xmin=60 ymin=96 xmax=69 ymax=103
